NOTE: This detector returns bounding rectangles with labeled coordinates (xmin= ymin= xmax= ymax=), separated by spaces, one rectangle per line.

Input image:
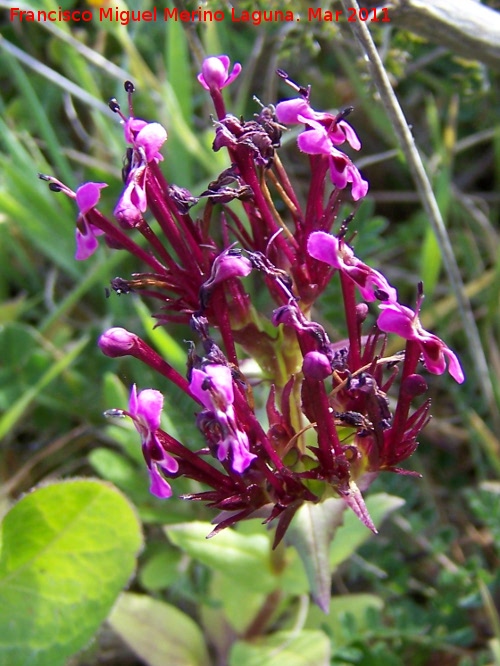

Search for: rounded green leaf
xmin=0 ymin=479 xmax=143 ymax=666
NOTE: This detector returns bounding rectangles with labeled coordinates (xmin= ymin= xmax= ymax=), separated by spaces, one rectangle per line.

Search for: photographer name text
xmin=9 ymin=6 xmax=391 ymax=25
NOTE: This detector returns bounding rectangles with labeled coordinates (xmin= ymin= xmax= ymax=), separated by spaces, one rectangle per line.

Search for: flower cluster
xmin=41 ymin=56 xmax=463 ymax=543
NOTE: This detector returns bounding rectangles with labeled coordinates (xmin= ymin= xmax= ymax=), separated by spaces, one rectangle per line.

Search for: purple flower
xmin=200 ymin=247 xmax=253 ymax=307
xmin=111 ymin=115 xmax=166 ymax=228
xmin=307 ymin=231 xmax=398 ymax=303
xmin=189 ymin=364 xmax=256 ymax=473
xmin=275 ymin=97 xmax=361 ymax=150
xmin=377 ymin=302 xmax=465 ymax=383
xmin=129 ymin=384 xmax=179 ymax=498
xmin=275 ymin=97 xmax=367 ymax=199
xmin=74 ymin=182 xmax=107 ymax=260
xmin=297 ymin=121 xmax=368 ymax=200
xmin=197 ymin=55 xmax=242 ymax=92
xmin=206 ymin=248 xmax=253 ymax=286
xmin=124 ymin=119 xmax=167 ymax=163
xmin=114 ymin=167 xmax=147 ymax=228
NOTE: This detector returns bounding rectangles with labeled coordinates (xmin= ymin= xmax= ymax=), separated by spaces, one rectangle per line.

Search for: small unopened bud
xmin=356 ymin=303 xmax=369 ymax=323
xmin=302 ymin=351 xmax=332 ymax=380
xmin=99 ymin=327 xmax=138 ymax=357
xmin=401 ymin=373 xmax=428 ymax=398
xmin=197 ymin=55 xmax=242 ymax=92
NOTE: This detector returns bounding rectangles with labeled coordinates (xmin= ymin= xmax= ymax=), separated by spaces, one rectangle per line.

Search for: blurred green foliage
xmin=1 ymin=0 xmax=500 ymax=663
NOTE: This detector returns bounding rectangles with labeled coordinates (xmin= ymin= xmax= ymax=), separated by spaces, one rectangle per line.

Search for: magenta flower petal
xmin=377 ymin=303 xmax=465 ymax=383
xmin=135 ymin=122 xmax=167 ymax=162
xmin=75 ymin=226 xmax=99 ymax=261
xmin=348 ymin=166 xmax=369 ymax=201
xmin=149 ymin=463 xmax=174 ymax=498
xmin=127 ymin=385 xmax=180 ymax=496
xmin=124 ymin=118 xmax=148 ymax=144
xmin=114 ymin=177 xmax=145 ymax=227
xmin=275 ymin=98 xmax=313 ymax=124
xmin=203 ymin=248 xmax=253 ymax=290
xmin=130 ymin=386 xmax=163 ymax=432
xmin=308 ymin=232 xmax=398 ymax=302
xmin=442 ymin=348 xmax=465 ymax=384
xmin=190 ymin=364 xmax=256 ymax=473
xmin=339 ymin=120 xmax=361 ymax=150
xmin=75 ymin=182 xmax=107 ymax=214
xmin=297 ymin=128 xmax=332 ymax=155
xmin=328 ymin=154 xmax=349 ymax=189
xmin=307 ymin=231 xmax=341 ymax=267
xmin=190 ymin=365 xmax=234 ymax=411
xmin=124 ymin=118 xmax=167 ymax=163
xmin=225 ymin=431 xmax=257 ymax=473
xmin=377 ymin=304 xmax=417 ymax=339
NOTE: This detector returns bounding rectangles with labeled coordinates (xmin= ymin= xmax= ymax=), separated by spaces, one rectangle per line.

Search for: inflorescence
xmin=40 ymin=55 xmax=464 ymax=545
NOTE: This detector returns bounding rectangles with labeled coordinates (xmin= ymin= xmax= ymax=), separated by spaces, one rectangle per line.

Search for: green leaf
xmin=108 ymin=592 xmax=211 ymax=666
xmin=305 ymin=593 xmax=384 ymax=646
xmin=229 ymin=629 xmax=330 ymax=666
xmin=285 ymin=498 xmax=347 ymax=613
xmin=0 ymin=479 xmax=143 ymax=666
xmin=138 ymin=548 xmax=183 ymax=592
xmin=211 ymin=570 xmax=266 ymax=634
xmin=330 ymin=493 xmax=405 ymax=569
xmin=166 ymin=521 xmax=278 ymax=593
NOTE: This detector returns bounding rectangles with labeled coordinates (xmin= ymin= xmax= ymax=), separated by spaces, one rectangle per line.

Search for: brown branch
xmin=385 ymin=0 xmax=500 ymax=70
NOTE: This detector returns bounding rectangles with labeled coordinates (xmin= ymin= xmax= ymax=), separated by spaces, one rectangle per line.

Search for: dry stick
xmin=386 ymin=0 xmax=500 ymax=71
xmin=340 ymin=0 xmax=495 ymax=413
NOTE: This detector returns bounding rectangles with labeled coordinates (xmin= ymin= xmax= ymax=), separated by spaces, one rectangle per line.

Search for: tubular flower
xmin=377 ymin=301 xmax=465 ymax=383
xmin=36 ymin=177 xmax=107 ymax=260
xmin=197 ymin=55 xmax=242 ymax=92
xmin=276 ymin=97 xmax=368 ymax=200
xmin=123 ymin=118 xmax=167 ymax=163
xmin=114 ymin=167 xmax=147 ymax=228
xmin=109 ymin=84 xmax=167 ymax=226
xmin=307 ymin=231 xmax=398 ymax=303
xmin=128 ymin=384 xmax=179 ymax=498
xmin=74 ymin=182 xmax=107 ymax=260
xmin=275 ymin=97 xmax=361 ymax=150
xmin=297 ymin=122 xmax=368 ymax=200
xmin=189 ymin=364 xmax=257 ymax=473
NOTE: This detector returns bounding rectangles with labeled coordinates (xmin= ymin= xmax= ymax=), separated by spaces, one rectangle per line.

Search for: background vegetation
xmin=1 ymin=0 xmax=499 ymax=664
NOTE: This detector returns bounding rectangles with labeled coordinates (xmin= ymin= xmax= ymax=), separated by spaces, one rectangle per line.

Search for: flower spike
xmin=42 ymin=59 xmax=464 ymax=572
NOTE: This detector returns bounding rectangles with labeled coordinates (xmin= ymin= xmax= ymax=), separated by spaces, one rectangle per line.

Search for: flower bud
xmin=401 ymin=373 xmax=428 ymax=398
xmin=302 ymin=351 xmax=332 ymax=380
xmin=197 ymin=55 xmax=242 ymax=92
xmin=99 ymin=327 xmax=138 ymax=357
xmin=356 ymin=303 xmax=369 ymax=323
